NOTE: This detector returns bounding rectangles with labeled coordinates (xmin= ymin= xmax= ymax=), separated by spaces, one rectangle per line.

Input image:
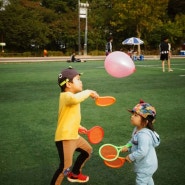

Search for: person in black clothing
xmin=70 ymin=52 xmax=81 ymax=62
xmin=105 ymin=37 xmax=113 ymax=56
xmin=159 ymin=37 xmax=173 ymax=72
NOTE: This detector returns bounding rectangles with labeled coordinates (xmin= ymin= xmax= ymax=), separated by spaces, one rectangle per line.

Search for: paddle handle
xmin=125 ymin=143 xmax=132 ymax=148
xmin=78 ymin=128 xmax=88 ymax=134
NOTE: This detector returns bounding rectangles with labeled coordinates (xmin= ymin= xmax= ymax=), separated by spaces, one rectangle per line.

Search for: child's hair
xmin=58 ymin=77 xmax=73 ymax=92
xmin=141 ymin=115 xmax=155 ymax=131
xmin=59 ymin=83 xmax=66 ymax=92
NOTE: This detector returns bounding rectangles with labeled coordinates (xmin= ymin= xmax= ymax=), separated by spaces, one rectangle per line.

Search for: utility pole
xmin=79 ymin=1 xmax=89 ymax=55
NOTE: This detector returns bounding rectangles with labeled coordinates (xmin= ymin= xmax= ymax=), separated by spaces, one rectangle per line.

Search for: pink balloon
xmin=104 ymin=51 xmax=136 ymax=78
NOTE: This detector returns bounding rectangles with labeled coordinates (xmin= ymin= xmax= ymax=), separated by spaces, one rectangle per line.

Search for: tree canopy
xmin=0 ymin=0 xmax=184 ymax=54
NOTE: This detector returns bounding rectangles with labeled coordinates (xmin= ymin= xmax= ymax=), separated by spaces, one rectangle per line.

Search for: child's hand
xmin=121 ymin=146 xmax=129 ymax=152
xmin=125 ymin=155 xmax=132 ymax=163
xmin=78 ymin=126 xmax=87 ymax=134
xmin=90 ymin=90 xmax=99 ymax=99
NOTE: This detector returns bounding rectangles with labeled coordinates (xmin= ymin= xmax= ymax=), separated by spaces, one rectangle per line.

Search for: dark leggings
xmin=50 ymin=140 xmax=90 ymax=185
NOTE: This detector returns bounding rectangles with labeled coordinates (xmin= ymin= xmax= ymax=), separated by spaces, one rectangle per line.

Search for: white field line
xmin=136 ymin=63 xmax=185 ymax=70
xmin=97 ymin=63 xmax=185 ymax=71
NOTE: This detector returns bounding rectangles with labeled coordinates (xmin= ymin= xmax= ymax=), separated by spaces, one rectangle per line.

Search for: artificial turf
xmin=0 ymin=58 xmax=185 ymax=185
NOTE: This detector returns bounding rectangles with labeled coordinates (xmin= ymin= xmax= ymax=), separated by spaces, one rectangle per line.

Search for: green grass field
xmin=0 ymin=58 xmax=185 ymax=185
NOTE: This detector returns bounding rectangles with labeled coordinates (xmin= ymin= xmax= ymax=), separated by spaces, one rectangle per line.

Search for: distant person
xmin=159 ymin=37 xmax=173 ymax=72
xmin=105 ymin=37 xmax=113 ymax=56
xmin=168 ymin=42 xmax=173 ymax=71
xmin=70 ymin=52 xmax=81 ymax=62
xmin=121 ymin=100 xmax=160 ymax=185
xmin=43 ymin=49 xmax=48 ymax=57
xmin=50 ymin=67 xmax=99 ymax=184
xmin=127 ymin=48 xmax=133 ymax=58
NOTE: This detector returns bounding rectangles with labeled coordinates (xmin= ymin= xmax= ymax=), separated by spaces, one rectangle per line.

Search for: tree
xmin=87 ymin=0 xmax=115 ymax=52
xmin=168 ymin=0 xmax=185 ymax=20
xmin=41 ymin=0 xmax=79 ymax=51
xmin=110 ymin=0 xmax=169 ymax=54
xmin=0 ymin=0 xmax=184 ymax=54
xmin=0 ymin=0 xmax=50 ymax=52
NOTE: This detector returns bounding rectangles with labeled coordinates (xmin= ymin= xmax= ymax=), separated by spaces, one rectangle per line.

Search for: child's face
xmin=70 ymin=75 xmax=83 ymax=93
xmin=130 ymin=113 xmax=143 ymax=128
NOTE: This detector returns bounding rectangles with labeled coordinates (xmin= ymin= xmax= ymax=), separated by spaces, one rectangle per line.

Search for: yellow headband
xmin=60 ymin=78 xmax=69 ymax=86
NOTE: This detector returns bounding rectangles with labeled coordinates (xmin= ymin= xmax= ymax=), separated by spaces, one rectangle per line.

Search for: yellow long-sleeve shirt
xmin=55 ymin=90 xmax=92 ymax=141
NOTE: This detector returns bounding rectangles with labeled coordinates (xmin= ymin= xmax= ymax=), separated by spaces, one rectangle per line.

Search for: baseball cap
xmin=58 ymin=66 xmax=82 ymax=87
xmin=128 ymin=100 xmax=156 ymax=119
